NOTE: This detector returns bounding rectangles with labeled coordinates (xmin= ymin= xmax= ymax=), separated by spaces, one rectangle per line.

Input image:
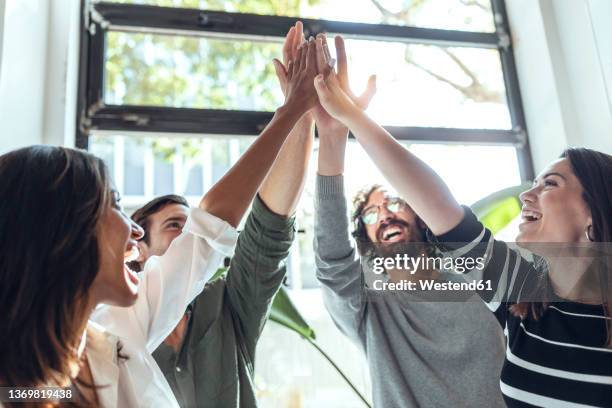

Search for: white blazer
xmin=87 ymin=207 xmax=237 ymax=408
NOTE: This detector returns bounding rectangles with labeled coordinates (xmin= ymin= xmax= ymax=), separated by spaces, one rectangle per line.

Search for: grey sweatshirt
xmin=314 ymin=175 xmax=506 ymax=408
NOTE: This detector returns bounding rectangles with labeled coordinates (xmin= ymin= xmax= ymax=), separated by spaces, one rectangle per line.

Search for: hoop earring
xmin=585 ymin=225 xmax=594 ymax=242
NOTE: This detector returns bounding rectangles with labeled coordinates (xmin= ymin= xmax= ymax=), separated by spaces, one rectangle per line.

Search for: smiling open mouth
xmin=124 ymin=245 xmax=139 ymax=264
xmin=380 ymin=225 xmax=405 ymax=241
xmin=521 ymin=210 xmax=542 ymax=222
xmin=124 ymin=245 xmax=140 ymax=285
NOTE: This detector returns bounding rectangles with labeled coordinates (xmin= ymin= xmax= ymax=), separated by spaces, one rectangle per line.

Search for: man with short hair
xmin=313 ymin=34 xmax=506 ymax=407
xmin=131 ymin=194 xmax=190 ymax=270
xmin=129 ymin=195 xmax=195 ymax=357
xmin=132 ymin=120 xmax=313 ymax=406
xmin=132 ymin=131 xmax=310 ymax=407
xmin=130 ymin=27 xmax=317 ymax=403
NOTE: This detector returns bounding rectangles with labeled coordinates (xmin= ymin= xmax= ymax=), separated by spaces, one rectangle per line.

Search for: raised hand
xmin=313 ymin=68 xmax=361 ymax=122
xmin=273 ymin=21 xmax=305 ymax=99
xmin=200 ymin=29 xmax=316 ymax=226
xmin=310 ymin=34 xmax=345 ymax=133
xmin=313 ymin=34 xmax=376 ymax=132
xmin=332 ymin=35 xmax=376 ymax=110
xmin=263 ymin=21 xmax=315 ymax=215
xmin=276 ymin=39 xmax=319 ymax=118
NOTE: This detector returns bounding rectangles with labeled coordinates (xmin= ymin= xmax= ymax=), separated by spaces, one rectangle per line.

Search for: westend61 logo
xmin=371 ymin=253 xmax=485 ymax=274
xmin=369 ymin=254 xmax=493 ymax=293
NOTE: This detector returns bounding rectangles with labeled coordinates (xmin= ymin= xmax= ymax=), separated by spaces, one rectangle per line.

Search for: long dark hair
xmin=0 ymin=146 xmax=111 ymax=398
xmin=510 ymin=148 xmax=612 ymax=345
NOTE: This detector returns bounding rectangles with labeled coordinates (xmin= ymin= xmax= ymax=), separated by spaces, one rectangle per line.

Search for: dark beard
xmin=363 ymin=219 xmax=428 ymax=258
xmin=375 ymin=219 xmax=425 ymax=255
xmin=376 ymin=219 xmax=413 ymax=242
xmin=374 ymin=240 xmax=429 ymax=259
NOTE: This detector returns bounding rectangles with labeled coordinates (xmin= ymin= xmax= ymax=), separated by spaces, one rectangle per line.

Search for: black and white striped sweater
xmin=432 ymin=207 xmax=612 ymax=407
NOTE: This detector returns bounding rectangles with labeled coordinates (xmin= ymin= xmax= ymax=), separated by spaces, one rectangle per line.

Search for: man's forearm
xmin=314 ymin=174 xmax=366 ymax=343
xmin=199 ymin=105 xmax=304 ymax=227
xmin=259 ymin=115 xmax=315 ymax=216
xmin=225 ymin=195 xmax=295 ymax=354
xmin=317 ymin=127 xmax=348 ymax=176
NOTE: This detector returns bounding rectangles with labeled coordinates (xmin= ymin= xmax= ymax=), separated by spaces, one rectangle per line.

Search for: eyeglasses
xmin=360 ymin=197 xmax=407 ymax=225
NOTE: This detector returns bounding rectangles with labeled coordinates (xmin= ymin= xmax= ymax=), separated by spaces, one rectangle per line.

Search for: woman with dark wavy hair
xmin=0 ymin=145 xmax=238 ymax=407
xmin=0 ymin=38 xmax=320 ymax=408
xmin=313 ymin=60 xmax=612 ymax=407
xmin=0 ymin=146 xmax=132 ymax=406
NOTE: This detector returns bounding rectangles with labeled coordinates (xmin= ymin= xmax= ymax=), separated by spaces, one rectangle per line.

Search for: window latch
xmin=198 ymin=12 xmax=235 ymax=28
xmin=122 ymin=114 xmax=150 ymax=127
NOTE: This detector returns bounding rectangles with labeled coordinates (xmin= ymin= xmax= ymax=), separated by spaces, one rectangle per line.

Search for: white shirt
xmin=88 ymin=207 xmax=237 ymax=408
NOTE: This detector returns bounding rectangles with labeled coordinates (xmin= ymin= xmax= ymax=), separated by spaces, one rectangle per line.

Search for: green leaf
xmin=470 ymin=182 xmax=531 ymax=235
xmin=269 ymin=286 xmax=316 ymax=341
xmin=210 ymin=266 xmax=228 ymax=282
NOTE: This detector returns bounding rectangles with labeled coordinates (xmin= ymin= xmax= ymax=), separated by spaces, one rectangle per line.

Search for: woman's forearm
xmin=199 ymin=105 xmax=305 ymax=227
xmin=345 ymin=111 xmax=464 ymax=235
xmin=259 ymin=115 xmax=315 ymax=216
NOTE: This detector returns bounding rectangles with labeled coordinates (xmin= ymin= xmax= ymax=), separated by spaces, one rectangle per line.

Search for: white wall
xmin=584 ymin=0 xmax=612 ymax=146
xmin=0 ymin=0 xmax=6 ymax=81
xmin=507 ymin=0 xmax=612 ymax=174
xmin=0 ymin=0 xmax=49 ymax=153
xmin=0 ymin=0 xmax=80 ymax=155
xmin=44 ymin=0 xmax=81 ymax=148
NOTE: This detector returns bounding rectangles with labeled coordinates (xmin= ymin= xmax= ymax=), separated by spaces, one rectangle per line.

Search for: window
xmin=79 ymin=1 xmax=532 ymax=405
xmin=78 ymin=0 xmax=532 ymax=167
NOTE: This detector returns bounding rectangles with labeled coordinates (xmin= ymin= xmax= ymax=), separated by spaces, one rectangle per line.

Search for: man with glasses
xmin=313 ymin=34 xmax=506 ymax=408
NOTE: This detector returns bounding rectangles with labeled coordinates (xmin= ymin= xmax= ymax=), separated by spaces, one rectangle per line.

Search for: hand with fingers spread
xmin=309 ymin=34 xmax=345 ymax=133
xmin=313 ymin=66 xmax=363 ymax=124
xmin=332 ymin=35 xmax=377 ymax=110
xmin=317 ymin=35 xmax=377 ymax=111
xmin=273 ymin=21 xmax=305 ymax=100
xmin=200 ymin=26 xmax=316 ymax=226
xmin=313 ymin=34 xmax=377 ymax=131
xmin=273 ymin=34 xmax=319 ymax=118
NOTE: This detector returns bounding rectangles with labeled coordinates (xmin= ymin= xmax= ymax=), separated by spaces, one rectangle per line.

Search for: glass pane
xmin=89 ymin=137 xmax=115 ymax=177
xmin=108 ymin=0 xmax=495 ymax=32
xmin=210 ymin=139 xmax=231 ymax=183
xmin=184 ymin=165 xmax=204 ymax=195
xmin=340 ymin=39 xmax=510 ymax=129
xmin=89 ymin=134 xmax=256 ymax=210
xmin=105 ymin=31 xmax=284 ymax=111
xmin=339 ymin=141 xmax=521 ymax=205
xmin=105 ymin=31 xmax=510 ymax=129
xmin=154 ymin=153 xmax=174 ymax=195
xmin=90 ymin=135 xmax=521 ymax=212
xmin=124 ymin=138 xmax=146 ymax=195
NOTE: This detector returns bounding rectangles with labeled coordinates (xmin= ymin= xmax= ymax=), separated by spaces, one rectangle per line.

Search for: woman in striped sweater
xmin=312 ymin=53 xmax=612 ymax=407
